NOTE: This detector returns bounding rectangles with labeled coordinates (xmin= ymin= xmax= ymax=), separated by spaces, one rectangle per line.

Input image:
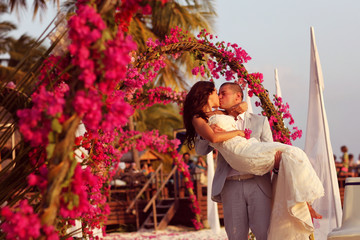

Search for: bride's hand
xmin=237 ymin=130 xmax=245 ymax=137
xmin=210 ymin=124 xmax=225 ymax=133
xmin=227 ymin=102 xmax=248 ymax=117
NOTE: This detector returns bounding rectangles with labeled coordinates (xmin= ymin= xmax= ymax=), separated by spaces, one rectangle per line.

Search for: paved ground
xmin=104 ymin=226 xmax=228 ymax=240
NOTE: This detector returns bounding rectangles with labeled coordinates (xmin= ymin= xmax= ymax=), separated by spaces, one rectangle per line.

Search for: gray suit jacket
xmin=195 ymin=112 xmax=273 ymax=202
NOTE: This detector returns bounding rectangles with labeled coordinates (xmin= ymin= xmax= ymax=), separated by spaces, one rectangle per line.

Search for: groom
xmin=195 ymin=82 xmax=274 ymax=240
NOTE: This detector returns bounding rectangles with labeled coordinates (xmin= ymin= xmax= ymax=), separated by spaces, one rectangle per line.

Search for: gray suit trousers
xmin=221 ymin=178 xmax=271 ymax=240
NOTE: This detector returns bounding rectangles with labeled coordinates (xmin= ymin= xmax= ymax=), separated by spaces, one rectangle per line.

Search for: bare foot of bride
xmin=307 ymin=203 xmax=322 ymax=219
xmin=274 ymin=151 xmax=282 ymax=169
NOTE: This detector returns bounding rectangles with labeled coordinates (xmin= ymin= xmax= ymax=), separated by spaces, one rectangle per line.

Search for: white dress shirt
xmin=227 ymin=112 xmax=247 ymax=177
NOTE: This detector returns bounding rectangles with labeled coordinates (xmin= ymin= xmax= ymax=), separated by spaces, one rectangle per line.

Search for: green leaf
xmin=48 ymin=131 xmax=56 ymax=143
xmin=67 ymin=199 xmax=74 ymax=210
xmin=51 ymin=118 xmax=63 ymax=134
xmin=46 ymin=143 xmax=56 ymax=159
xmin=63 ymin=193 xmax=69 ymax=203
xmin=61 ymin=155 xmax=78 ymax=188
xmin=73 ymin=194 xmax=79 ymax=207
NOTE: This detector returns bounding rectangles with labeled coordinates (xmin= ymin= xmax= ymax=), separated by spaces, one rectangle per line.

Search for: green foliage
xmin=134 ymin=103 xmax=183 ymax=138
xmin=129 ymin=0 xmax=216 ymax=91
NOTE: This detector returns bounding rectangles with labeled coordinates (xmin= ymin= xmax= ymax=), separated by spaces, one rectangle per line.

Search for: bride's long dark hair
xmin=183 ymin=81 xmax=216 ymax=149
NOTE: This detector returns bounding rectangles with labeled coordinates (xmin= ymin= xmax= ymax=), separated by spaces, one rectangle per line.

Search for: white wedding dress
xmin=208 ymin=114 xmax=324 ymax=240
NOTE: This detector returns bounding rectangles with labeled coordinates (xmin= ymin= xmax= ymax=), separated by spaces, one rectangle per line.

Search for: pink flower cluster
xmin=244 ymin=128 xmax=252 ymax=139
xmin=1 ymin=200 xmax=58 ymax=240
xmin=194 ymin=29 xmax=251 ymax=82
xmin=59 ymin=165 xmax=96 ymax=219
xmin=68 ymin=4 xmax=106 ymax=87
xmin=28 ymin=164 xmax=48 ymax=191
xmin=101 ymin=30 xmax=137 ymax=94
xmin=68 ymin=5 xmax=136 ymax=133
xmin=145 ymin=27 xmax=189 ymax=59
xmin=247 ymin=73 xmax=265 ymax=97
xmin=73 ymin=88 xmax=133 ymax=132
xmin=124 ymin=55 xmax=167 ymax=93
xmin=37 ymin=55 xmax=71 ymax=87
xmin=73 ymin=89 xmax=103 ymax=130
xmin=273 ymin=96 xmax=294 ymax=125
xmin=72 ymin=131 xmax=120 ymax=230
xmin=191 ymin=65 xmax=205 ymax=77
xmin=131 ymin=86 xmax=187 ymax=109
xmin=270 ymin=95 xmax=302 ymax=143
xmin=17 ymin=83 xmax=69 ymax=147
xmin=163 ymin=26 xmax=187 ymax=46
xmin=115 ymin=0 xmax=162 ymax=32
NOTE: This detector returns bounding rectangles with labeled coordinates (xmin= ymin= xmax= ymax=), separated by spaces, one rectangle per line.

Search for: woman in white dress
xmin=183 ymin=81 xmax=324 ymax=240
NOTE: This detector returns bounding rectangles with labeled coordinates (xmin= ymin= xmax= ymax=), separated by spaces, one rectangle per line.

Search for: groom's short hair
xmin=220 ymin=82 xmax=244 ymax=101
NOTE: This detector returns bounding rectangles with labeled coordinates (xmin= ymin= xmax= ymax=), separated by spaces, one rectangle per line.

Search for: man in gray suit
xmin=195 ymin=82 xmax=274 ymax=240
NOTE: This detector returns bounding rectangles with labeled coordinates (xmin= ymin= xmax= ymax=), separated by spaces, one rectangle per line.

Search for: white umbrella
xmin=206 ymin=152 xmax=221 ymax=233
xmin=274 ymin=68 xmax=282 ymax=98
xmin=304 ymin=26 xmax=342 ymax=240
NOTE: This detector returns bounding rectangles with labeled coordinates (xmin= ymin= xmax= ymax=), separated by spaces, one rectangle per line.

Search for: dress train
xmin=208 ymin=115 xmax=324 ymax=239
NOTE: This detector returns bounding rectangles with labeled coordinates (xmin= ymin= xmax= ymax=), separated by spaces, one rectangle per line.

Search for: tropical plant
xmin=6 ymin=34 xmax=47 ymax=71
xmin=129 ymin=0 xmax=216 ymax=90
xmin=134 ymin=103 xmax=183 ymax=138
xmin=6 ymin=0 xmax=59 ymax=18
xmin=0 ymin=1 xmax=48 ymax=84
xmin=0 ymin=2 xmax=16 ymax=55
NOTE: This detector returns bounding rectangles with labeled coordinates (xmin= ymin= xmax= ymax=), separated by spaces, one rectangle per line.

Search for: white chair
xmin=328 ymin=177 xmax=360 ymax=240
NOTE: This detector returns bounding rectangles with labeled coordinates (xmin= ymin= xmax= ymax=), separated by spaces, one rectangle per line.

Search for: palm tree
xmin=0 ymin=2 xmax=47 ymax=83
xmin=6 ymin=0 xmax=59 ymax=18
xmin=6 ymin=34 xmax=47 ymax=72
xmin=135 ymin=103 xmax=183 ymax=138
xmin=0 ymin=2 xmax=16 ymax=57
xmin=129 ymin=0 xmax=216 ymax=90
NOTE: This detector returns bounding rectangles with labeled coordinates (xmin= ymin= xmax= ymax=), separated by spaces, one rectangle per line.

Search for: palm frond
xmin=129 ymin=17 xmax=157 ymax=52
xmin=7 ymin=0 xmax=60 ymax=18
xmin=60 ymin=0 xmax=77 ymax=14
xmin=135 ymin=103 xmax=183 ymax=137
xmin=0 ymin=2 xmax=7 ymax=13
xmin=8 ymin=0 xmax=27 ymax=13
xmin=31 ymin=0 xmax=48 ymax=21
xmin=0 ymin=11 xmax=67 ymax=207
xmin=0 ymin=21 xmax=17 ymax=33
xmin=130 ymin=0 xmax=215 ymax=90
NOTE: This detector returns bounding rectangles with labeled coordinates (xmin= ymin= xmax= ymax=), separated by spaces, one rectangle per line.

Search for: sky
xmin=212 ymin=0 xmax=360 ymax=161
xmin=3 ymin=0 xmax=360 ymax=160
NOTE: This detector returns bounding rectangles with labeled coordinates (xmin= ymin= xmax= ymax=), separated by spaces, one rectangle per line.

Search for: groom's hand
xmin=210 ymin=124 xmax=225 ymax=133
xmin=227 ymin=101 xmax=248 ymax=117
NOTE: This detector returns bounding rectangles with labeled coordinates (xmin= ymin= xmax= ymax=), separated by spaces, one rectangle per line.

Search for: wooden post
xmin=174 ymin=168 xmax=178 ymax=200
xmin=195 ymin=176 xmax=202 ymax=200
xmin=152 ymin=201 xmax=157 ymax=230
xmin=160 ymin=166 xmax=164 ymax=198
xmin=135 ymin=200 xmax=140 ymax=230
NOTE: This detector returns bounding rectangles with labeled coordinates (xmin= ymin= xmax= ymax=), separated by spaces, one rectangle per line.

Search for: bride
xmin=183 ymin=81 xmax=324 ymax=240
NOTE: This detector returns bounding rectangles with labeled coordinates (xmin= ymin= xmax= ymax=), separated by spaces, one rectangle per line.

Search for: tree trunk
xmin=128 ymin=116 xmax=140 ymax=169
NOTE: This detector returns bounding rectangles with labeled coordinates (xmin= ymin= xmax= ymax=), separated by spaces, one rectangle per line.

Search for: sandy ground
xmin=104 ymin=226 xmax=228 ymax=240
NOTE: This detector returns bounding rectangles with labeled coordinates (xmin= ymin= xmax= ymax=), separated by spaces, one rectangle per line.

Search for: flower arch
xmin=131 ymin=28 xmax=302 ymax=144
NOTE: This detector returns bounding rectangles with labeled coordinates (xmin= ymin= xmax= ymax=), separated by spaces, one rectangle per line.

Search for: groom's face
xmin=219 ymin=85 xmax=242 ymax=110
